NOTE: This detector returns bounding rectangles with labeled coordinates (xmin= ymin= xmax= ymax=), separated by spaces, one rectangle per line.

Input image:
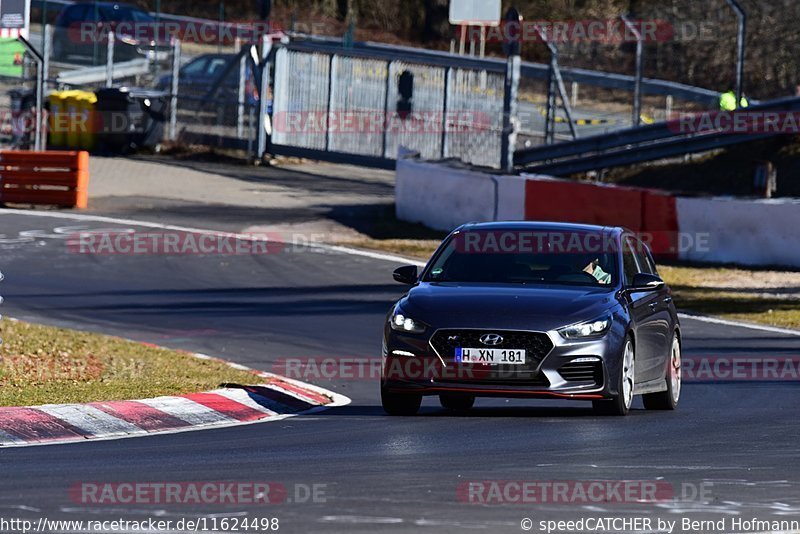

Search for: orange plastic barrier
xmin=0 ymin=151 xmax=89 ymax=209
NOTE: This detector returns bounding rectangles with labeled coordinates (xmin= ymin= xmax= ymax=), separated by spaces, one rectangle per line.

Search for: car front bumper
xmin=382 ymin=322 xmax=628 ymax=400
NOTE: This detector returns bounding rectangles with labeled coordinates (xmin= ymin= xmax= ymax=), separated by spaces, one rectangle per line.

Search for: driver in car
xmin=583 ymin=258 xmax=612 ymax=284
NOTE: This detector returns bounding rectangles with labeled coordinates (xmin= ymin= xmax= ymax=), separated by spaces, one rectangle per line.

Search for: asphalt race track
xmin=1 ymin=210 xmax=799 ymax=534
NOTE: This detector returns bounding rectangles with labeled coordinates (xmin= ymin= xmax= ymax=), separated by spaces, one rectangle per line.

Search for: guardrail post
xmin=169 ymin=38 xmax=181 ymax=141
xmin=105 ymin=31 xmax=115 ymax=87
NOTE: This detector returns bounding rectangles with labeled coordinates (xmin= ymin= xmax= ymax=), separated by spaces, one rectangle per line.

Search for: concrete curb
xmin=0 ymin=343 xmax=351 ymax=448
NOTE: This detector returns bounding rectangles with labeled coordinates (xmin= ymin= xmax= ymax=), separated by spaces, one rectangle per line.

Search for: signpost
xmin=449 ymin=0 xmax=501 ymax=57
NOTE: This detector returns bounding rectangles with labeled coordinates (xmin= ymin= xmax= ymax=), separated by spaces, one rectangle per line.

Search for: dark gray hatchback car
xmin=382 ymin=222 xmax=681 ymax=416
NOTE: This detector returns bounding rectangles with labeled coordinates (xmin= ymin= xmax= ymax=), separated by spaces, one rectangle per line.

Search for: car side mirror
xmin=629 ymin=273 xmax=665 ymax=292
xmin=393 ymin=265 xmax=418 ymax=285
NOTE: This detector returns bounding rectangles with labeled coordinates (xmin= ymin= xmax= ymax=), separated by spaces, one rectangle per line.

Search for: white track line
xmin=678 ymin=313 xmax=800 ymax=337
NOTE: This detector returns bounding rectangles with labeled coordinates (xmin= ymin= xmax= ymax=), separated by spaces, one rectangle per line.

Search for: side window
xmin=632 ymin=239 xmax=656 ymax=275
xmin=622 ymin=238 xmax=640 ymax=286
xmin=181 ymin=58 xmax=208 ymax=77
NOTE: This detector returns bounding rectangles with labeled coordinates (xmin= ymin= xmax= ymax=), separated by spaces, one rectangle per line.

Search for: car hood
xmin=399 ymin=282 xmax=619 ymax=332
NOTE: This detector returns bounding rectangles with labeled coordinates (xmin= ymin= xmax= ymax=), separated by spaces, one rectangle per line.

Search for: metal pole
xmin=235 ymin=37 xmax=245 ymax=138
xmin=42 ymin=24 xmax=51 ymax=92
xmin=533 ymin=25 xmax=577 ymax=141
xmin=725 ymin=0 xmax=746 ymax=107
xmin=621 ymin=14 xmax=642 ymax=126
xmin=35 ymin=60 xmax=43 ymax=150
xmin=501 ymin=55 xmax=521 ymax=171
xmin=544 ymin=60 xmax=556 ymax=144
xmin=218 ymin=1 xmax=225 ymax=54
xmin=169 ymin=38 xmax=181 ymax=141
xmin=105 ymin=31 xmax=114 ymax=87
xmin=381 ymin=61 xmax=391 ymax=158
xmin=441 ymin=67 xmax=450 ymax=159
xmin=256 ymin=36 xmax=273 ymax=159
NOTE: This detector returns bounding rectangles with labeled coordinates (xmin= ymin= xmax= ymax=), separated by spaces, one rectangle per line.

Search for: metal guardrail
xmin=56 ymin=58 xmax=150 ymax=86
xmin=514 ymin=96 xmax=800 ymax=175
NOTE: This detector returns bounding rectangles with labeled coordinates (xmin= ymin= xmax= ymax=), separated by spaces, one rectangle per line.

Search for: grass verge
xmin=336 ymin=238 xmax=800 ymax=331
xmin=0 ymin=318 xmax=260 ymax=407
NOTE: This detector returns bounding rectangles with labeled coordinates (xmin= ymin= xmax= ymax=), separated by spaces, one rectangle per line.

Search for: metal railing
xmin=514 ymin=96 xmax=800 ymax=175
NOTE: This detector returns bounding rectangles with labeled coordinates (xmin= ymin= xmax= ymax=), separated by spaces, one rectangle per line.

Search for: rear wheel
xmin=593 ymin=337 xmax=635 ymax=416
xmin=439 ymin=394 xmax=475 ymax=412
xmin=643 ymin=333 xmax=681 ymax=410
xmin=381 ymin=386 xmax=421 ymax=416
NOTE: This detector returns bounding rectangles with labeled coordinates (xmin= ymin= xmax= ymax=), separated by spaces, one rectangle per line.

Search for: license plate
xmin=455 ymin=348 xmax=526 ymax=365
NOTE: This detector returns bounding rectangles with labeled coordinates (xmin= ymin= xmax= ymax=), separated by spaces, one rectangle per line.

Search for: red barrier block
xmin=524 ymin=179 xmax=643 ymax=231
xmin=642 ymin=191 xmax=679 ymax=259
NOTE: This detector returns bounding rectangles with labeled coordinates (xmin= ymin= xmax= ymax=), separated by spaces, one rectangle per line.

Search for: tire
xmin=593 ymin=337 xmax=635 ymax=416
xmin=643 ymin=333 xmax=681 ymax=410
xmin=381 ymin=386 xmax=421 ymax=416
xmin=439 ymin=394 xmax=475 ymax=412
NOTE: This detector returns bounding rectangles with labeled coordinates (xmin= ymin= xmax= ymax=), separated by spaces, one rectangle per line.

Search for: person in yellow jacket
xmin=720 ymin=90 xmax=749 ymax=111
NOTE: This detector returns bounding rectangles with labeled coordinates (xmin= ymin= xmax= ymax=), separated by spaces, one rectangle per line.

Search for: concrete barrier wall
xmin=395 ymin=158 xmax=525 ymax=231
xmin=677 ymin=196 xmax=800 ymax=267
xmin=395 ymin=158 xmax=800 ymax=268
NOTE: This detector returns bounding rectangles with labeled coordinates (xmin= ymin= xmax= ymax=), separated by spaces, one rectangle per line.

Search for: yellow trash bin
xmin=78 ymin=92 xmax=98 ymax=150
xmin=64 ymin=90 xmax=84 ymax=149
xmin=48 ymin=91 xmax=69 ymax=147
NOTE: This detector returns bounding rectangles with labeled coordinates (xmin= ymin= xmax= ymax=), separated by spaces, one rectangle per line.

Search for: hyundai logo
xmin=479 ymin=333 xmax=504 ymax=346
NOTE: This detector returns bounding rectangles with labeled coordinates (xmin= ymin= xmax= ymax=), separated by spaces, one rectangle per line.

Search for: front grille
xmin=430 ymin=329 xmax=554 ymax=368
xmin=558 ymin=360 xmax=603 ymax=385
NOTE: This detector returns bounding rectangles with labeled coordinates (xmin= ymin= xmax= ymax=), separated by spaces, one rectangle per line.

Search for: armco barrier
xmin=0 ymin=151 xmax=89 ymax=209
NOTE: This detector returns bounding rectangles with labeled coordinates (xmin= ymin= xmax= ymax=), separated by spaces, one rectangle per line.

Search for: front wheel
xmin=381 ymin=386 xmax=421 ymax=416
xmin=643 ymin=333 xmax=681 ymax=410
xmin=593 ymin=337 xmax=635 ymax=416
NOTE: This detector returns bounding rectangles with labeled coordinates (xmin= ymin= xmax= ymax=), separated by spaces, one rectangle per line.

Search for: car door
xmin=633 ymin=241 xmax=675 ymax=382
xmin=622 ymin=236 xmax=665 ymax=384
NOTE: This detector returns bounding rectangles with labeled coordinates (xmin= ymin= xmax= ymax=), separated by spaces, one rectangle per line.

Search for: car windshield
xmin=423 ymin=230 xmax=618 ymax=286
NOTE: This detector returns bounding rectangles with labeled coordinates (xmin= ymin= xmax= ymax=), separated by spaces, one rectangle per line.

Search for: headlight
xmin=390 ymin=307 xmax=426 ymax=334
xmin=558 ymin=315 xmax=612 ymax=340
